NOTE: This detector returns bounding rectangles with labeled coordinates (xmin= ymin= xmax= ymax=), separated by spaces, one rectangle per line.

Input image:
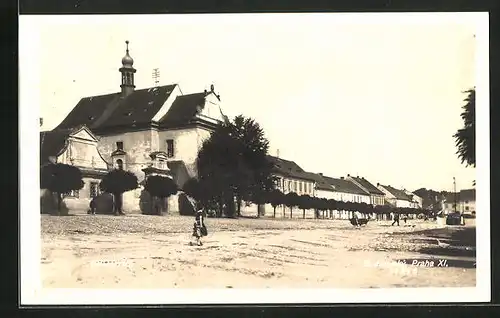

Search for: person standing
xmin=391 ymin=212 xmax=400 ymax=226
xmin=192 ymin=209 xmax=207 ymax=246
xmin=89 ymin=197 xmax=96 ymax=215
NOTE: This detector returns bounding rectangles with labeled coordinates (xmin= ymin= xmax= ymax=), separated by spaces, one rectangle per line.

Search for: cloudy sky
xmin=24 ymin=13 xmax=482 ymax=192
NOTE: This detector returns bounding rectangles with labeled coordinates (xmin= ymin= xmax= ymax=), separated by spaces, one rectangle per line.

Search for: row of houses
xmin=239 ymin=155 xmax=425 ymax=218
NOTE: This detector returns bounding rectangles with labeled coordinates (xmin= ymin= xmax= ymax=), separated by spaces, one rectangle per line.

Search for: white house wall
xmin=57 ymin=135 xmax=108 ymax=170
xmin=315 ymin=189 xmax=335 ymax=200
xmin=158 ymin=127 xmax=212 ymax=165
xmin=332 ymin=191 xmax=371 ymax=204
xmin=199 ymin=93 xmax=226 ymax=122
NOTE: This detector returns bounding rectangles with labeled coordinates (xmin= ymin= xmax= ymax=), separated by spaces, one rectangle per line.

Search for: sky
xmin=26 ymin=13 xmax=481 ymax=192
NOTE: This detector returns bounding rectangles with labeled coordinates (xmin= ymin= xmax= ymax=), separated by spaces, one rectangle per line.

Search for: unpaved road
xmin=41 ymin=215 xmax=476 ymax=288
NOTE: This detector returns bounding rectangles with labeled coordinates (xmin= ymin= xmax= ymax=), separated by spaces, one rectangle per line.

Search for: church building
xmin=40 ymin=41 xmax=226 ymax=214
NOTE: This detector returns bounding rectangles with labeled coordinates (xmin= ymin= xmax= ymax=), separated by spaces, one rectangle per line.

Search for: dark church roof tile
xmin=159 ymin=92 xmax=207 ymax=127
xmin=56 ymin=84 xmax=177 ymax=131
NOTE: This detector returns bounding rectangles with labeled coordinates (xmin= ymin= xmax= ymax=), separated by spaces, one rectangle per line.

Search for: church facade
xmin=40 ymin=41 xmax=226 ymax=214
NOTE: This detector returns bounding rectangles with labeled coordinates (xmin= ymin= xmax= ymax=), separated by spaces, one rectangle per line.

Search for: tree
xmin=196 ymin=115 xmax=274 ymax=217
xmin=99 ymin=169 xmax=138 ymax=215
xmin=298 ymin=194 xmax=314 ymax=219
xmin=315 ymin=198 xmax=330 ymax=219
xmin=183 ymin=177 xmax=201 ymax=202
xmin=454 ymin=88 xmax=475 ymax=167
xmin=267 ymin=189 xmax=285 ymax=218
xmin=40 ymin=163 xmax=84 ymax=215
xmin=144 ymin=175 xmax=178 ymax=215
xmin=284 ymin=192 xmax=299 ymax=218
xmin=327 ymin=199 xmax=338 ymax=218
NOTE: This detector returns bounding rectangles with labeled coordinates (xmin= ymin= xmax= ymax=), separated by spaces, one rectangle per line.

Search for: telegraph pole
xmin=453 ymin=177 xmax=457 ymax=214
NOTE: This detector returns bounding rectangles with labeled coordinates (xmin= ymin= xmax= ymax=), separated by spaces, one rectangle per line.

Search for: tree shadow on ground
xmin=392 ymin=226 xmax=476 ymax=245
xmin=393 ymin=227 xmax=476 ymax=264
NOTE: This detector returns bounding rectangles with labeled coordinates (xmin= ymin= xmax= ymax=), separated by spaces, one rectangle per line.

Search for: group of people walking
xmin=391 ymin=213 xmax=408 ymax=226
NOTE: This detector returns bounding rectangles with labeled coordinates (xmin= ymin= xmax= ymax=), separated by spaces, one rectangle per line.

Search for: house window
xmin=65 ymin=190 xmax=79 ymax=198
xmin=166 ymin=139 xmax=175 ymax=158
xmin=299 ymin=182 xmax=303 ymax=193
xmin=293 ymin=181 xmax=297 ymax=192
xmin=465 ymin=206 xmax=469 ymax=211
xmin=465 ymin=200 xmax=469 ymax=204
xmin=90 ymin=182 xmax=99 ymax=198
xmin=116 ymin=159 xmax=123 ymax=170
xmin=116 ymin=141 xmax=124 ymax=151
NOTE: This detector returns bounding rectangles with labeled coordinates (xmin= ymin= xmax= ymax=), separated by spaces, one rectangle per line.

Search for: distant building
xmin=442 ymin=192 xmax=459 ymax=214
xmin=267 ymin=155 xmax=316 ymax=197
xmin=238 ymin=155 xmax=317 ymax=217
xmin=441 ymin=190 xmax=475 ymax=215
xmin=459 ymin=189 xmax=476 ymax=215
xmin=404 ymin=190 xmax=423 ymax=209
xmin=321 ymin=176 xmax=371 ymax=204
xmin=40 ymin=41 xmax=226 ymax=214
xmin=346 ymin=175 xmax=385 ymax=206
xmin=377 ymin=184 xmax=413 ymax=208
xmin=310 ymin=173 xmax=336 ymax=200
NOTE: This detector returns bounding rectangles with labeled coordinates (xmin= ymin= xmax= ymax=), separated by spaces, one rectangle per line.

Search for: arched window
xmin=116 ymin=159 xmax=123 ymax=170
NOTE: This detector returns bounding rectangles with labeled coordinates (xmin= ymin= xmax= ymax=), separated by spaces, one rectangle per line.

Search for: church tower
xmin=119 ymin=40 xmax=136 ymax=97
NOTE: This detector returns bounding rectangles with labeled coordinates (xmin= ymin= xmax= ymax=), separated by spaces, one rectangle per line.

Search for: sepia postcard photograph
xmin=19 ymin=12 xmax=490 ymax=305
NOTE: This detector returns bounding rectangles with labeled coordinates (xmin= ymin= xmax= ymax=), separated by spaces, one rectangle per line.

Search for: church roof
xmin=56 ymin=84 xmax=178 ymax=131
xmin=159 ymin=92 xmax=206 ymax=127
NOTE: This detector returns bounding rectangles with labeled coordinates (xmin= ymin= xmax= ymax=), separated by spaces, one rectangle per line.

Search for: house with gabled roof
xmin=346 ymin=175 xmax=385 ymax=206
xmin=267 ymin=155 xmax=316 ymax=196
xmin=376 ymin=184 xmax=413 ymax=208
xmin=441 ymin=189 xmax=476 ymax=215
xmin=311 ymin=173 xmax=336 ymax=200
xmin=40 ymin=41 xmax=226 ymax=214
xmin=242 ymin=155 xmax=318 ymax=218
xmin=458 ymin=189 xmax=476 ymax=215
xmin=403 ymin=189 xmax=423 ymax=209
xmin=321 ymin=176 xmax=371 ymax=204
xmin=40 ymin=125 xmax=110 ymax=212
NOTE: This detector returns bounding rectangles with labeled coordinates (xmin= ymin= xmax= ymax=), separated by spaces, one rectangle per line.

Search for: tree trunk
xmin=151 ymin=196 xmax=155 ymax=215
xmin=273 ymin=206 xmax=276 ymax=218
xmin=236 ymin=196 xmax=242 ymax=217
xmin=218 ymin=195 xmax=224 ymax=218
xmin=56 ymin=193 xmax=62 ymax=216
xmin=303 ymin=209 xmax=305 ymax=219
xmin=114 ymin=193 xmax=123 ymax=216
xmin=290 ymin=207 xmax=293 ymax=219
